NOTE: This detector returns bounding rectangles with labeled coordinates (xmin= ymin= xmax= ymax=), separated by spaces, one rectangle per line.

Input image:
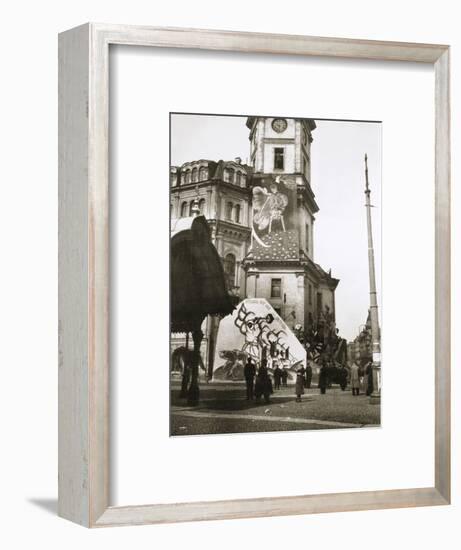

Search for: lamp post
xmin=364 ymin=154 xmax=381 ymax=404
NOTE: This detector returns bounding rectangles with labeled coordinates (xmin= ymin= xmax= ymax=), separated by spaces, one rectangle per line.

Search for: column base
xmin=369 ymin=392 xmax=381 ymax=405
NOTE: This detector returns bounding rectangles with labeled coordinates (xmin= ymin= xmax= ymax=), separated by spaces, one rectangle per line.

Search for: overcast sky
xmin=171 ymin=114 xmax=382 ymax=341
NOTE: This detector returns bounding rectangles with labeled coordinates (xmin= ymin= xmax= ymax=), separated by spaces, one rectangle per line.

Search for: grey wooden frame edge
xmin=58 ymin=22 xmax=451 ymax=528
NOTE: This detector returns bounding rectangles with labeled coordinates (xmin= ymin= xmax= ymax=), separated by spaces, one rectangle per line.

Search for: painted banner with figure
xmin=213 ymin=298 xmax=306 ymax=384
xmin=250 ymin=174 xmax=299 ymax=261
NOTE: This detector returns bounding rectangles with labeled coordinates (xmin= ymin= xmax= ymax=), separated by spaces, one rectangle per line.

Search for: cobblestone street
xmin=171 ymin=381 xmax=380 ymax=436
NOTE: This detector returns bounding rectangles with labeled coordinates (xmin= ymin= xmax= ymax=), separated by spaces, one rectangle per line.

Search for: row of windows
xmin=180 ymin=167 xmax=209 ymax=185
xmin=223 ymin=169 xmax=246 ymax=187
xmin=174 ymin=167 xmax=247 ymax=187
xmin=175 ymin=199 xmax=206 ymax=217
xmin=175 ymin=150 xmax=311 ymax=186
xmin=173 ymin=198 xmax=244 ymax=223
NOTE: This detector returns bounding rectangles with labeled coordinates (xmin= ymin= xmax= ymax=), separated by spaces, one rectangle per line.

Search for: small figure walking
xmin=273 ymin=362 xmax=282 ymax=390
xmin=319 ymin=362 xmax=328 ymax=395
xmin=350 ymin=360 xmax=360 ymax=396
xmin=365 ymin=361 xmax=374 ymax=396
xmin=295 ymin=368 xmax=305 ymax=402
xmin=305 ymin=361 xmax=313 ymax=389
xmin=281 ymin=367 xmax=288 ymax=387
xmin=244 ymin=356 xmax=256 ymax=400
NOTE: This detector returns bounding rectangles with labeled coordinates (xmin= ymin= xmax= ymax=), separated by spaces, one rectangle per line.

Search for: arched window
xmin=191 ymin=167 xmax=198 ymax=183
xmin=198 ymin=198 xmax=206 ymax=215
xmin=180 ymin=201 xmax=188 ymax=217
xmin=185 ymin=171 xmax=191 ymax=184
xmin=181 ymin=172 xmax=186 ymax=185
xmin=234 ymin=204 xmax=241 ymax=223
xmin=235 ymin=172 xmax=241 ymax=186
xmin=189 ymin=201 xmax=195 ymax=216
xmin=199 ymin=167 xmax=208 ymax=181
xmin=226 ymin=201 xmax=233 ymax=220
xmin=223 ymin=253 xmax=236 ymax=290
xmin=226 ymin=168 xmax=234 ymax=183
xmin=241 ymin=174 xmax=246 ymax=188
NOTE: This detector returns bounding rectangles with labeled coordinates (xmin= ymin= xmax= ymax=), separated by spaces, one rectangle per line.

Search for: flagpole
xmin=364 ymin=154 xmax=381 ymax=404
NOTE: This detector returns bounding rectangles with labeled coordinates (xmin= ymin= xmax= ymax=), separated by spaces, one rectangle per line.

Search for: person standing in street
xmin=244 ymin=356 xmax=256 ymax=400
xmin=350 ymin=360 xmax=360 ymax=396
xmin=255 ymin=360 xmax=273 ymax=403
xmin=319 ymin=361 xmax=328 ymax=395
xmin=361 ymin=362 xmax=369 ymax=394
xmin=365 ymin=360 xmax=374 ymax=396
xmin=273 ymin=362 xmax=282 ymax=390
xmin=281 ymin=367 xmax=288 ymax=387
xmin=305 ymin=361 xmax=313 ymax=389
xmin=295 ymin=368 xmax=305 ymax=402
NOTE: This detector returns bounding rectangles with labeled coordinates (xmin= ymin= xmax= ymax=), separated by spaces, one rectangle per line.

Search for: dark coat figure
xmin=295 ymin=370 xmax=305 ymax=402
xmin=365 ymin=362 xmax=374 ymax=396
xmin=305 ymin=363 xmax=313 ymax=389
xmin=281 ymin=368 xmax=288 ymax=387
xmin=255 ymin=366 xmax=273 ymax=403
xmin=318 ymin=364 xmax=328 ymax=394
xmin=327 ymin=363 xmax=333 ymax=388
xmin=273 ymin=365 xmax=282 ymax=390
xmin=243 ymin=358 xmax=256 ymax=400
xmin=338 ymin=366 xmax=348 ymax=391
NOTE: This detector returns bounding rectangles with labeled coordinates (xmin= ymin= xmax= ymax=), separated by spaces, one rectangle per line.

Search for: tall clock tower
xmin=246 ymin=116 xmax=318 ymax=259
xmin=243 ymin=116 xmax=338 ymax=333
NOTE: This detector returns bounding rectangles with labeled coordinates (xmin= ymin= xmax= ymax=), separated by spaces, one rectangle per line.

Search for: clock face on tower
xmin=271 ymin=118 xmax=288 ymax=133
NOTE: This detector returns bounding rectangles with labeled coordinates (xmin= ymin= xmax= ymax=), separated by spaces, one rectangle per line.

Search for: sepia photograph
xmin=170 ymin=113 xmax=382 ymax=436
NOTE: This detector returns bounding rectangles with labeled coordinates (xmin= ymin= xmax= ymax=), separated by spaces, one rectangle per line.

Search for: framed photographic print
xmin=58 ymin=24 xmax=450 ymax=527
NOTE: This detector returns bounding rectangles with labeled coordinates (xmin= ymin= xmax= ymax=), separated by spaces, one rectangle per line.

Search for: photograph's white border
xmin=58 ymin=24 xmax=450 ymax=527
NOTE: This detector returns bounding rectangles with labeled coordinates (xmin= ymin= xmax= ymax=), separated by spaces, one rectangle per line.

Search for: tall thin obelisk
xmin=364 ymin=154 xmax=381 ymax=404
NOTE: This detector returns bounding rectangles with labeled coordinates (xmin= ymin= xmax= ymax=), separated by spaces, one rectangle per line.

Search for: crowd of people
xmin=243 ymin=356 xmax=373 ymax=404
xmin=243 ymin=357 xmax=274 ymax=403
xmin=243 ymin=357 xmax=314 ymax=403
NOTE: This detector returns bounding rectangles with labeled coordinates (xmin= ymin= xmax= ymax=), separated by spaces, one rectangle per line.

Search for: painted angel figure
xmin=252 ymin=179 xmax=289 ymax=235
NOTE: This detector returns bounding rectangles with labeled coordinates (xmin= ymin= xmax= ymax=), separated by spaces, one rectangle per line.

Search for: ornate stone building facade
xmin=170 ymin=157 xmax=253 ymax=297
xmin=170 ymin=116 xmax=339 ymax=374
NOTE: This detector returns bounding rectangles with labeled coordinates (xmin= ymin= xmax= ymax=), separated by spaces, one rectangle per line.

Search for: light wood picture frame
xmin=58 ymin=23 xmax=451 ymax=528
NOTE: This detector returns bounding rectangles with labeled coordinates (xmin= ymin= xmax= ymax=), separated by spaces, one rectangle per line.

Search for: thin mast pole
xmin=364 ymin=154 xmax=381 ymax=403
